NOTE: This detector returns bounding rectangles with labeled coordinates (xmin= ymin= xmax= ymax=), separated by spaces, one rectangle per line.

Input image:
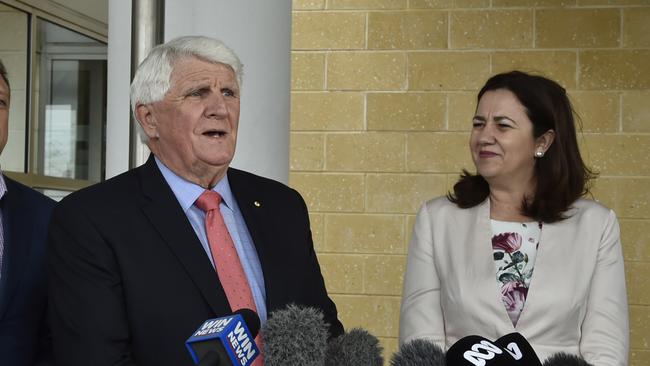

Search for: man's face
xmin=138 ymin=57 xmax=240 ymax=187
xmin=0 ymin=76 xmax=9 ymax=155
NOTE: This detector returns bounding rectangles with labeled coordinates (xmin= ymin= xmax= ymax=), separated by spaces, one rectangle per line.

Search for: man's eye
xmin=0 ymin=100 xmax=7 ymax=107
xmin=222 ymin=88 xmax=236 ymax=97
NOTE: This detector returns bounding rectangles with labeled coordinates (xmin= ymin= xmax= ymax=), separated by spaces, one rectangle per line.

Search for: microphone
xmin=493 ymin=332 xmax=542 ymax=365
xmin=262 ymin=304 xmax=329 ymax=366
xmin=446 ymin=334 xmax=530 ymax=366
xmin=390 ymin=338 xmax=445 ymax=366
xmin=186 ymin=308 xmax=261 ymax=366
xmin=543 ymin=353 xmax=593 ymax=366
xmin=325 ymin=328 xmax=384 ymax=366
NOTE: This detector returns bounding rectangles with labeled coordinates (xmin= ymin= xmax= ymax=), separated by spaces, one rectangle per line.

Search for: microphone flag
xmin=186 ymin=313 xmax=260 ymax=365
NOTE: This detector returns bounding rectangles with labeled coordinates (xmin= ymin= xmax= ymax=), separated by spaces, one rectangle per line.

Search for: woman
xmin=399 ymin=71 xmax=628 ymax=365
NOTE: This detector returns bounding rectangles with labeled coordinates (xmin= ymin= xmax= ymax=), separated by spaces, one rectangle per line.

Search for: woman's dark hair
xmin=0 ymin=58 xmax=9 ymax=89
xmin=448 ymin=70 xmax=596 ymax=223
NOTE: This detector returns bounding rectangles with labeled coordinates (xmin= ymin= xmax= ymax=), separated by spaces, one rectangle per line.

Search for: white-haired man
xmin=48 ymin=36 xmax=343 ymax=366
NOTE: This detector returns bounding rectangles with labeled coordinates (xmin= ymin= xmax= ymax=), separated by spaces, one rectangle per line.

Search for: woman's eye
xmin=222 ymin=88 xmax=236 ymax=97
xmin=472 ymin=120 xmax=484 ymax=127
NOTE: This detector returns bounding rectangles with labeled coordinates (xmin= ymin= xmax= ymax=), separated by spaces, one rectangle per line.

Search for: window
xmin=0 ymin=1 xmax=107 ymax=200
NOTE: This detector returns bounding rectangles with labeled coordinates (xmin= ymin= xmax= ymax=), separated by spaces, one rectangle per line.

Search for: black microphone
xmin=186 ymin=308 xmax=261 ymax=366
xmin=493 ymin=333 xmax=542 ymax=366
xmin=262 ymin=304 xmax=329 ymax=366
xmin=445 ymin=335 xmax=519 ymax=366
xmin=543 ymin=353 xmax=593 ymax=366
xmin=390 ymin=338 xmax=445 ymax=366
xmin=325 ymin=328 xmax=384 ymax=366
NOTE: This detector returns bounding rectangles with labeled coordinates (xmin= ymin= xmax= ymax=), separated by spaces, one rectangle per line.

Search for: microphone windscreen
xmin=390 ymin=339 xmax=445 ymax=366
xmin=543 ymin=353 xmax=593 ymax=366
xmin=262 ymin=304 xmax=329 ymax=366
xmin=235 ymin=308 xmax=261 ymax=338
xmin=493 ymin=332 xmax=542 ymax=365
xmin=325 ymin=328 xmax=384 ymax=366
xmin=445 ymin=335 xmax=517 ymax=366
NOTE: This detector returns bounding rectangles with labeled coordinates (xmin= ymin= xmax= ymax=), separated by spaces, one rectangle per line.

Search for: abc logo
xmin=463 ymin=340 xmax=523 ymax=366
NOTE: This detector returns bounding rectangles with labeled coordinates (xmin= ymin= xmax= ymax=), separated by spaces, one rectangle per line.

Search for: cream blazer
xmin=399 ymin=197 xmax=629 ymax=365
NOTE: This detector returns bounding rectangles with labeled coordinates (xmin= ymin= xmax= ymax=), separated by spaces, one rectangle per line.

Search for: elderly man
xmin=0 ymin=60 xmax=55 ymax=365
xmin=48 ymin=36 xmax=343 ymax=365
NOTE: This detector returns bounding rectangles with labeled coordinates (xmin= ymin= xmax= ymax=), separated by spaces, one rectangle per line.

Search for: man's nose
xmin=205 ymin=92 xmax=229 ymax=118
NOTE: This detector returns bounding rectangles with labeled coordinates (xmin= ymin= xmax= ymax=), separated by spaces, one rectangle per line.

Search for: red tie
xmin=195 ymin=190 xmax=264 ymax=365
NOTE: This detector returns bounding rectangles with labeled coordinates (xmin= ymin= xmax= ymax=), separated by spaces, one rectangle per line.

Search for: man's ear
xmin=135 ymin=104 xmax=159 ymax=139
xmin=535 ymin=129 xmax=555 ymax=154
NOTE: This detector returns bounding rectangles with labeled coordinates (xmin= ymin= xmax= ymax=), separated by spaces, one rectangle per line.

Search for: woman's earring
xmin=535 ymin=150 xmax=544 ymax=158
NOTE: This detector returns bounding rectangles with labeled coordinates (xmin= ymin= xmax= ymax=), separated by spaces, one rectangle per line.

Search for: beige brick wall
xmin=290 ymin=1 xmax=650 ymax=364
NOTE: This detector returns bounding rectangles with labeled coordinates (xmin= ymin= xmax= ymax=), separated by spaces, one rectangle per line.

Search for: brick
xmin=624 ymin=8 xmax=650 ymax=48
xmin=310 ymin=213 xmax=325 ymax=252
xmin=327 ymin=0 xmax=407 ymax=9
xmin=627 ymin=263 xmax=650 ymax=305
xmin=630 ymin=305 xmax=650 ymax=350
xmin=623 ymin=91 xmax=650 ymax=133
xmin=364 ymin=255 xmax=406 ymax=295
xmin=448 ymin=92 xmax=477 ymax=131
xmin=591 ymin=177 xmax=650 ymax=219
xmin=366 ymin=173 xmax=448 ymax=213
xmin=325 ymin=214 xmax=405 ymax=254
xmin=410 ymin=0 xmax=488 ymax=8
xmin=620 ymin=219 xmax=650 ymax=262
xmin=367 ymin=93 xmax=446 ymax=131
xmin=368 ymin=11 xmax=447 ymax=50
xmin=292 ymin=12 xmax=365 ymax=50
xmin=537 ymin=9 xmax=619 ymax=48
xmin=292 ymin=0 xmax=325 ymax=9
xmin=290 ymin=133 xmax=324 ymax=171
xmin=630 ymin=348 xmax=650 ymax=366
xmin=379 ymin=337 xmax=400 ymax=364
xmin=406 ymin=214 xmax=418 ymax=244
xmin=331 ymin=294 xmax=401 ymax=337
xmin=450 ymin=10 xmax=533 ymax=49
xmin=326 ymin=133 xmax=406 ymax=172
xmin=491 ymin=51 xmax=577 ymax=89
xmin=408 ymin=52 xmax=490 ymax=91
xmin=569 ymin=91 xmax=619 ymax=133
xmin=493 ymin=0 xmax=575 ymax=5
xmin=578 ymin=0 xmax=649 ymax=4
xmin=292 ymin=53 xmax=325 ymax=90
xmin=582 ymin=135 xmax=650 ymax=176
xmin=580 ymin=50 xmax=650 ymax=90
xmin=328 ymin=52 xmax=407 ymax=91
xmin=289 ymin=173 xmax=365 ymax=212
xmin=318 ymin=254 xmax=364 ymax=293
xmin=407 ymin=132 xmax=473 ymax=173
xmin=291 ymin=92 xmax=364 ymax=130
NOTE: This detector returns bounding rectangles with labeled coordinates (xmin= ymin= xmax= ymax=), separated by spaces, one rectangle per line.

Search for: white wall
xmin=106 ymin=0 xmax=291 ymax=184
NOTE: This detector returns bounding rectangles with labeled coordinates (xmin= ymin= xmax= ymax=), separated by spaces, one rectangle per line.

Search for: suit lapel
xmin=137 ymin=156 xmax=231 ymax=314
xmin=0 ymin=178 xmax=32 ymax=320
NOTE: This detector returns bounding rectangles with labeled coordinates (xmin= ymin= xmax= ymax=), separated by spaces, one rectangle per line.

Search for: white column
xmin=106 ymin=0 xmax=291 ymax=184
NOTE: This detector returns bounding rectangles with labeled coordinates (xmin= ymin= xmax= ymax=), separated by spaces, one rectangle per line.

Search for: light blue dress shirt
xmin=155 ymin=157 xmax=267 ymax=324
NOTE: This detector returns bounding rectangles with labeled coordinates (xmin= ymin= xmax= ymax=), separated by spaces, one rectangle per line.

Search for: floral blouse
xmin=491 ymin=220 xmax=542 ymax=326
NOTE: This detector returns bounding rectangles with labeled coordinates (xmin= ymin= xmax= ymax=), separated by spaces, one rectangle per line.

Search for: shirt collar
xmin=154 ymin=156 xmax=235 ymax=213
xmin=0 ymin=171 xmax=7 ymax=200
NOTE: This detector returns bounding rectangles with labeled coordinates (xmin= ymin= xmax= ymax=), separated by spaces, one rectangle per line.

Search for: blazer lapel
xmin=226 ymin=169 xmax=274 ymax=307
xmin=137 ymin=156 xmax=231 ymax=314
xmin=0 ymin=179 xmax=32 ymax=320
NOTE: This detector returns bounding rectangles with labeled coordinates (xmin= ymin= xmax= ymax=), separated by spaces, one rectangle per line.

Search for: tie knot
xmin=195 ymin=190 xmax=223 ymax=212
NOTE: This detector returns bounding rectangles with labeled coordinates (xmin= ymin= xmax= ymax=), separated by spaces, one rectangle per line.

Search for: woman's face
xmin=470 ymin=89 xmax=541 ymax=190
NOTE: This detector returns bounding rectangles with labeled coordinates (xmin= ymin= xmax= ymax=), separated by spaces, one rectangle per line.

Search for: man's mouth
xmin=203 ymin=129 xmax=227 ymax=138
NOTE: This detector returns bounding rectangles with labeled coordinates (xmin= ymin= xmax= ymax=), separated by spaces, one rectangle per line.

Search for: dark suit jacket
xmin=48 ymin=156 xmax=343 ymax=366
xmin=0 ymin=176 xmax=55 ymax=366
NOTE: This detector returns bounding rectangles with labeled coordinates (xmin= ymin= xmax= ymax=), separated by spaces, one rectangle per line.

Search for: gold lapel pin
xmin=254 ymin=201 xmax=261 ymax=207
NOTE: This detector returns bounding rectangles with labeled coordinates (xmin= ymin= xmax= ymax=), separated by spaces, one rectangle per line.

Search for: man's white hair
xmin=130 ymin=36 xmax=244 ymax=142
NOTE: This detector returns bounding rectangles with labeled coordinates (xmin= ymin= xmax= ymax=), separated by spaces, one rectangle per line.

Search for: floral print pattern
xmin=491 ymin=221 xmax=542 ymax=326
